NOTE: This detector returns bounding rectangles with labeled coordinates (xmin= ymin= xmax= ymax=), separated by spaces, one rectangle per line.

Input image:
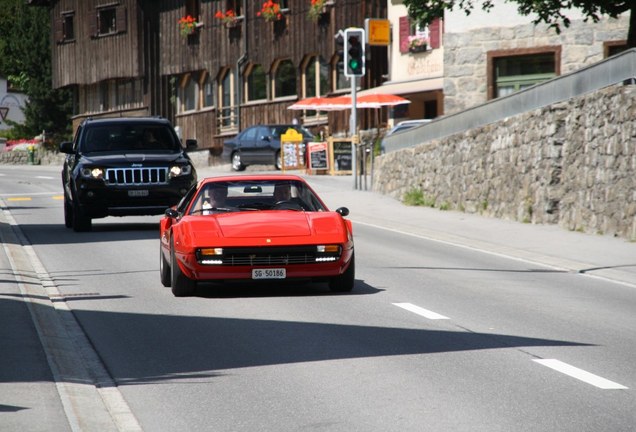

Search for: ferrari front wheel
xmin=159 ymin=244 xmax=171 ymax=287
xmin=170 ymin=242 xmax=196 ymax=297
xmin=329 ymin=253 xmax=355 ymax=292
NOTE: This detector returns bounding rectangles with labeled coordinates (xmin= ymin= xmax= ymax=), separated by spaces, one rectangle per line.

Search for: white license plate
xmin=128 ymin=190 xmax=149 ymax=197
xmin=252 ymin=268 xmax=286 ymax=279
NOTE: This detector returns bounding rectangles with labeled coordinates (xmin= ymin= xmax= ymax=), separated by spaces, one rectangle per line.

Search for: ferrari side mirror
xmin=335 ymin=207 xmax=349 ymax=217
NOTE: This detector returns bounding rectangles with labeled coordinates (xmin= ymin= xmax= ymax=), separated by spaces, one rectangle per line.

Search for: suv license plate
xmin=128 ymin=190 xmax=149 ymax=197
xmin=252 ymin=268 xmax=286 ymax=279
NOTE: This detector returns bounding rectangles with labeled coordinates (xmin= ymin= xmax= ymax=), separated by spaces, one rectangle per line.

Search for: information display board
xmin=329 ymin=138 xmax=353 ymax=175
xmin=280 ymin=129 xmax=306 ymax=171
xmin=307 ymin=142 xmax=328 ymax=170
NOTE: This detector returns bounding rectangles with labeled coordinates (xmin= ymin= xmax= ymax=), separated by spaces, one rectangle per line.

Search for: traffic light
xmin=344 ymin=28 xmax=365 ymax=77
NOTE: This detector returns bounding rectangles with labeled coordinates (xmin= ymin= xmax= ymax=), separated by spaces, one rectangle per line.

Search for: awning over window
xmin=359 ymin=77 xmax=443 ymax=96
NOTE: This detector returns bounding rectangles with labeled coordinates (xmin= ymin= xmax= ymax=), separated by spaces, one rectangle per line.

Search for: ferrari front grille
xmin=105 ymin=167 xmax=168 ymax=185
xmin=196 ymin=246 xmax=340 ymax=266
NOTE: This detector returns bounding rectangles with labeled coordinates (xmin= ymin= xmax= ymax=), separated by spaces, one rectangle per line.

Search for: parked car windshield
xmin=81 ymin=124 xmax=180 ymax=153
xmin=269 ymin=126 xmax=314 ymax=140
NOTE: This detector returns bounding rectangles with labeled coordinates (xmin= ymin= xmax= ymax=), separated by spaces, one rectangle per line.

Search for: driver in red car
xmin=202 ymin=185 xmax=228 ymax=214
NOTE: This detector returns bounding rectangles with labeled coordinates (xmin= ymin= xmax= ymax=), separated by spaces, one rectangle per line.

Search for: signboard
xmin=308 ymin=142 xmax=328 ymax=170
xmin=329 ymin=139 xmax=353 ymax=175
xmin=365 ymin=18 xmax=390 ymax=46
xmin=280 ymin=128 xmax=306 ymax=171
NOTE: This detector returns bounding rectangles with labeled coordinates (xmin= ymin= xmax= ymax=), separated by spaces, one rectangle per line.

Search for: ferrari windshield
xmin=188 ymin=179 xmax=327 ymax=214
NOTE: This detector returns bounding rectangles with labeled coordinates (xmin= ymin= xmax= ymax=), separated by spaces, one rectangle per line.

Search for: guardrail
xmin=383 ymin=48 xmax=636 ymax=153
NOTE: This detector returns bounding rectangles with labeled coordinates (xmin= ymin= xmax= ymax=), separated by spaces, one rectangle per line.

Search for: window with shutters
xmin=399 ymin=16 xmax=441 ymax=54
xmin=63 ymin=13 xmax=75 ymax=40
xmin=91 ymin=5 xmax=127 ymax=37
xmin=98 ymin=7 xmax=117 ymax=35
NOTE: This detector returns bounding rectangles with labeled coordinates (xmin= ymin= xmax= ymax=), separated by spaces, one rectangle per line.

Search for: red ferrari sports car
xmin=159 ymin=174 xmax=355 ymax=296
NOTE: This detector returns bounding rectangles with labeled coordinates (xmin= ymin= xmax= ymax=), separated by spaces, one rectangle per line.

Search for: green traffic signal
xmin=344 ymin=28 xmax=365 ymax=77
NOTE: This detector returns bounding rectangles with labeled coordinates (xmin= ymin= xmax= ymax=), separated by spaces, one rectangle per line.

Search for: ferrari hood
xmin=217 ymin=212 xmax=312 ymax=237
xmin=185 ymin=211 xmax=346 ymax=241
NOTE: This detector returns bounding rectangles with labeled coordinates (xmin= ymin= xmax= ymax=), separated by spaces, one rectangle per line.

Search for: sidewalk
xmin=199 ymin=165 xmax=636 ymax=289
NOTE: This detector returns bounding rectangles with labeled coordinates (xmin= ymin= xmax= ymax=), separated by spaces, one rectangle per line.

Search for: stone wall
xmin=373 ymin=84 xmax=636 ymax=241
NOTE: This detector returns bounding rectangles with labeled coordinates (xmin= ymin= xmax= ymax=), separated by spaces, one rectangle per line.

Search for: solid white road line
xmin=533 ymin=359 xmax=628 ymax=389
xmin=393 ymin=302 xmax=450 ymax=320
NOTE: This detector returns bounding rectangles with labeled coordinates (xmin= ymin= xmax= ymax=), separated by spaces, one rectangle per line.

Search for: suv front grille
xmin=105 ymin=167 xmax=168 ymax=186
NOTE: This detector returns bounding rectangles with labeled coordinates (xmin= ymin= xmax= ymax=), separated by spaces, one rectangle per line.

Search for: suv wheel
xmin=64 ymin=197 xmax=73 ymax=228
xmin=231 ymin=152 xmax=246 ymax=171
xmin=72 ymin=203 xmax=92 ymax=232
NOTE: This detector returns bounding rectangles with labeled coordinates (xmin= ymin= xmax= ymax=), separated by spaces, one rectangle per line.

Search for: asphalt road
xmin=1 ymin=164 xmax=635 ymax=431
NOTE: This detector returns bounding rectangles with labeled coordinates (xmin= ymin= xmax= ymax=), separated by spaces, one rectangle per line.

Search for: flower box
xmin=409 ymin=44 xmax=427 ymax=53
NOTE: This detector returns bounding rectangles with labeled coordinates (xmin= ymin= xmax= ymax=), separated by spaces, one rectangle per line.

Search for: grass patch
xmin=403 ymin=188 xmax=435 ymax=207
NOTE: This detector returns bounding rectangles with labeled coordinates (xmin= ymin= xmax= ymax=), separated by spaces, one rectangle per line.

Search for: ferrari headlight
xmin=169 ymin=164 xmax=192 ymax=178
xmin=80 ymin=167 xmax=104 ymax=179
xmin=197 ymin=248 xmax=224 ymax=265
xmin=315 ymin=245 xmax=341 ymax=262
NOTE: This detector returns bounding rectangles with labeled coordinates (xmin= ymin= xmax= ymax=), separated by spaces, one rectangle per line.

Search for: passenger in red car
xmin=273 ymin=183 xmax=291 ymax=202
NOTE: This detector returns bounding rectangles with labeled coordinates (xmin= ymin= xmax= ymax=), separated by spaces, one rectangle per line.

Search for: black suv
xmin=60 ymin=117 xmax=198 ymax=231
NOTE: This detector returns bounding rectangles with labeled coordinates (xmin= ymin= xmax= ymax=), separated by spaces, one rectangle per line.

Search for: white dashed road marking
xmin=533 ymin=359 xmax=628 ymax=389
xmin=393 ymin=302 xmax=450 ymax=320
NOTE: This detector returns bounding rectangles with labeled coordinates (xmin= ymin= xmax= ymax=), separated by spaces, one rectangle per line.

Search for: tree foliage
xmin=403 ymin=0 xmax=636 ymax=48
xmin=0 ymin=0 xmax=72 ymax=142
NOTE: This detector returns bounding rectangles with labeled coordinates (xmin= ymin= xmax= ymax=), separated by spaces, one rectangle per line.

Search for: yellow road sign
xmin=365 ymin=18 xmax=390 ymax=46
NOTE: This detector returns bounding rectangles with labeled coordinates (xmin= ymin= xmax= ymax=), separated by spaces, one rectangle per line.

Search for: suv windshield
xmin=81 ymin=124 xmax=179 ymax=153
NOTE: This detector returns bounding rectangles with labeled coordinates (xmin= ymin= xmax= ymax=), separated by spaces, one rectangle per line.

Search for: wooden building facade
xmin=36 ymin=0 xmax=388 ymax=155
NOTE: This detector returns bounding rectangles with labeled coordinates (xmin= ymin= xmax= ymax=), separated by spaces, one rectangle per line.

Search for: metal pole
xmin=350 ymin=76 xmax=357 ymax=189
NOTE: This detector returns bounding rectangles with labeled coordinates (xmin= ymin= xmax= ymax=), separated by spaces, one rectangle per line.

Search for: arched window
xmin=178 ymin=73 xmax=199 ymax=113
xmin=332 ymin=54 xmax=348 ymax=91
xmin=218 ymin=68 xmax=236 ymax=129
xmin=273 ymin=59 xmax=297 ymax=99
xmin=303 ymin=55 xmax=329 ymax=98
xmin=246 ymin=64 xmax=267 ymax=102
xmin=201 ymin=72 xmax=215 ymax=108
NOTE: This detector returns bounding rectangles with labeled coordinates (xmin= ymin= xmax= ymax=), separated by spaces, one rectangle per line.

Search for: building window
xmin=100 ymin=81 xmax=110 ymax=111
xmin=273 ymin=59 xmax=297 ymax=99
xmin=98 ymin=7 xmax=117 ymax=35
xmin=225 ymin=0 xmax=241 ymax=16
xmin=202 ymin=73 xmax=214 ymax=108
xmin=63 ymin=13 xmax=75 ymax=40
xmin=218 ymin=68 xmax=236 ymax=129
xmin=605 ymin=41 xmax=628 ymax=58
xmin=304 ymin=56 xmax=329 ymax=98
xmin=179 ymin=74 xmax=199 ymax=112
xmin=185 ymin=0 xmax=201 ymax=20
xmin=246 ymin=64 xmax=267 ymax=102
xmin=333 ymin=54 xmax=348 ymax=91
xmin=488 ymin=48 xmax=560 ymax=99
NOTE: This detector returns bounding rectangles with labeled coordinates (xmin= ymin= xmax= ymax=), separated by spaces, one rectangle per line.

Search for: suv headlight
xmin=169 ymin=164 xmax=192 ymax=178
xmin=80 ymin=167 xmax=104 ymax=179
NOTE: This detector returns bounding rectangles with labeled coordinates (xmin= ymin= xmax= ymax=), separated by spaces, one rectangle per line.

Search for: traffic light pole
xmin=350 ymin=76 xmax=358 ymax=190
